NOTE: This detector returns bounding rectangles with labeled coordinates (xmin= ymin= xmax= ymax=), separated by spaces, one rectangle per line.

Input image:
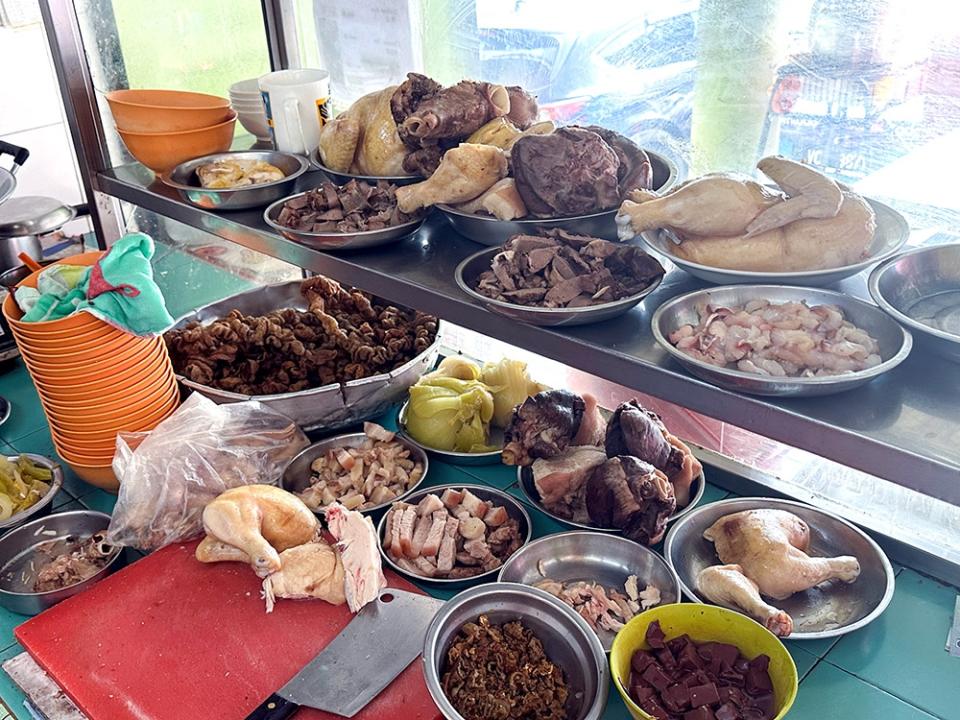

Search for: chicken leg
xmin=698 ymin=564 xmax=794 ymax=637
xmin=395 ymin=143 xmax=508 ymax=213
xmin=704 ymin=509 xmax=861 ymax=600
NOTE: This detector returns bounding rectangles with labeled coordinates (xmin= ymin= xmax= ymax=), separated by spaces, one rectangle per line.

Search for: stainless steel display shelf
xmin=98 ymin=163 xmax=960 ymax=504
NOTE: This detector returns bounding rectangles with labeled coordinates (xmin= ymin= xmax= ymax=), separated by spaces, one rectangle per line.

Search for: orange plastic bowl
xmin=40 ymin=372 xmax=178 ymax=415
xmin=23 ymin=335 xmax=160 ymax=375
xmin=107 ymin=89 xmax=232 ymax=133
xmin=117 ymin=112 xmax=237 ymax=173
xmin=33 ymin=348 xmax=173 ymax=401
xmin=56 ymin=454 xmax=119 ymax=493
xmin=49 ymin=392 xmax=178 ymax=436
xmin=12 ymin=323 xmax=120 ymax=352
xmin=23 ymin=339 xmax=163 ymax=384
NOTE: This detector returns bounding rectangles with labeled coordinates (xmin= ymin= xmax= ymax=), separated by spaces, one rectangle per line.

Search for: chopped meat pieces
xmin=274 ymin=179 xmax=419 ymax=233
xmin=442 ymin=615 xmax=568 ymax=720
xmin=502 ymin=389 xmax=586 ymax=466
xmin=534 ymin=574 xmax=658 ymax=637
xmin=32 ymin=532 xmax=115 ymax=593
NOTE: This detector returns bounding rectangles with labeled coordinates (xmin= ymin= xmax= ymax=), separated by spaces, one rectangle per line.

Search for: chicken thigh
xmin=395 ymin=143 xmax=508 ymax=213
xmin=703 ymin=509 xmax=861 ymax=600
xmin=698 ymin=564 xmax=794 ymax=637
xmin=261 ymin=541 xmax=346 ymax=613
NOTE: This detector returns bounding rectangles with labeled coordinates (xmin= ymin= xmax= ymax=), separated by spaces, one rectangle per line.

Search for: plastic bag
xmin=107 ymin=393 xmax=309 ymax=551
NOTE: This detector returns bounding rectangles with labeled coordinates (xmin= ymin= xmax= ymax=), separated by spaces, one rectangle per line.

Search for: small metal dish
xmin=279 ymin=430 xmax=429 ymax=517
xmin=639 ymin=196 xmax=908 ymax=286
xmin=264 ymin=190 xmax=425 ymax=250
xmin=663 ymin=497 xmax=895 ymax=640
xmin=377 ymin=483 xmax=531 ymax=587
xmin=0 ymin=454 xmax=64 ymax=534
xmin=456 ymin=247 xmax=663 ymax=327
xmin=497 ymin=531 xmax=682 ymax=651
xmin=309 ymin=149 xmax=423 ymax=186
xmin=0 ymin=510 xmax=123 ymax=615
xmin=868 ymin=243 xmax=960 ymax=364
xmin=651 ymin=284 xmax=913 ymax=397
xmin=422 ymin=583 xmax=609 ymax=720
xmin=396 ymin=400 xmax=502 ymax=466
xmin=436 ymin=149 xmax=678 ymax=246
xmin=517 ymin=465 xmax=706 ymax=531
xmin=161 ymin=150 xmax=308 ymax=211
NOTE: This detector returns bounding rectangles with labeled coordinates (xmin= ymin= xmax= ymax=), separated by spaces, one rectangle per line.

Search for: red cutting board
xmin=15 ymin=541 xmax=443 ymax=720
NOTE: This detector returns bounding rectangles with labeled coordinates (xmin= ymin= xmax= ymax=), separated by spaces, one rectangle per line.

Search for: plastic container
xmin=116 ymin=113 xmax=237 ymax=173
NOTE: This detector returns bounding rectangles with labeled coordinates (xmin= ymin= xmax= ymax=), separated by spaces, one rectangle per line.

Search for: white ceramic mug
xmin=258 ymin=69 xmax=331 ymax=155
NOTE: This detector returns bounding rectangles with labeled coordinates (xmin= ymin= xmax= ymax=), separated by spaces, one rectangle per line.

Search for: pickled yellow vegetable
xmin=406 ymin=377 xmax=497 ymax=453
xmin=0 ymin=455 xmax=52 ymax=519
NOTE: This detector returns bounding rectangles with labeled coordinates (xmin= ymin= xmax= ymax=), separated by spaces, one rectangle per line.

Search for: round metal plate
xmin=0 ymin=196 xmax=76 ymax=238
xmin=663 ymin=497 xmax=896 ymax=640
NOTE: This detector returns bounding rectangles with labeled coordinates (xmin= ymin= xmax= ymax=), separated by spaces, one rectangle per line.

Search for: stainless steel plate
xmin=376 ymin=483 xmax=531 ymax=587
xmin=169 ymin=281 xmax=442 ymax=433
xmin=309 ymin=149 xmax=423 ymax=186
xmin=0 ymin=196 xmax=76 ymax=238
xmin=264 ymin=191 xmax=425 ymax=251
xmin=651 ymin=284 xmax=913 ymax=397
xmin=456 ymin=247 xmax=663 ymax=327
xmin=396 ymin=400 xmax=502 ymax=465
xmin=422 ymin=583 xmax=609 ymax=720
xmin=639 ymin=197 xmax=908 ymax=286
xmin=0 ymin=454 xmax=63 ymax=533
xmin=279 ymin=431 xmax=429 ymax=516
xmin=517 ymin=465 xmax=706 ymax=530
xmin=437 ymin=149 xmax=679 ymax=247
xmin=663 ymin=497 xmax=895 ymax=640
xmin=868 ymin=243 xmax=960 ymax=364
xmin=161 ymin=150 xmax=308 ymax=211
xmin=497 ymin=531 xmax=682 ymax=651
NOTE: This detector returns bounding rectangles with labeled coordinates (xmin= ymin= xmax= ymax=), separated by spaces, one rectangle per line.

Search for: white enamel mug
xmin=258 ymin=69 xmax=331 ymax=155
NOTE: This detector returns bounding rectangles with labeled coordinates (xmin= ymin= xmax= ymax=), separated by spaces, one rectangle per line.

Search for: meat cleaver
xmin=246 ymin=589 xmax=445 ymax=719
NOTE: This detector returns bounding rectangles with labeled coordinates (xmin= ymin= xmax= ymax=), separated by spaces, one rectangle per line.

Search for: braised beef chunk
xmin=275 ymin=179 xmax=418 ymax=234
xmin=605 ymin=400 xmax=685 ymax=477
xmin=505 ymin=85 xmax=539 ymax=129
xmin=390 ymin=73 xmax=442 ymax=139
xmin=627 ymin=622 xmax=778 ymax=720
xmin=585 ymin=456 xmax=675 ymax=545
xmin=511 ymin=126 xmax=621 ymax=216
xmin=579 ymin=124 xmax=654 ymax=196
xmin=502 ymin=389 xmax=586 ymax=466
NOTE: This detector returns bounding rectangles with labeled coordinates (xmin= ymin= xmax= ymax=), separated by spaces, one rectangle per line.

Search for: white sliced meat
xmin=437 ymin=517 xmax=460 ymax=573
xmin=483 ymin=506 xmax=509 ymax=527
xmin=420 ymin=510 xmax=449 ymax=559
xmin=409 ymin=511 xmax=434 ymax=557
xmin=416 ymin=493 xmax=445 ymax=516
xmin=440 ymin=488 xmax=464 ymax=509
xmin=459 ymin=490 xmax=489 ymax=519
xmin=398 ymin=506 xmax=418 ymax=558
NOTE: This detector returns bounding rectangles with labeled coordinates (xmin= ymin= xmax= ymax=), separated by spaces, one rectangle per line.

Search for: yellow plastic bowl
xmin=610 ymin=604 xmax=798 ymax=720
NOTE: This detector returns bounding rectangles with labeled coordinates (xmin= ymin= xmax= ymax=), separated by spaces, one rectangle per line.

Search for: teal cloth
xmin=17 ymin=233 xmax=175 ymax=336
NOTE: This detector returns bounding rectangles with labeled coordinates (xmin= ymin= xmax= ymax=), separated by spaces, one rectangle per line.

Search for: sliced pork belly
xmin=420 ymin=509 xmax=449 ymax=558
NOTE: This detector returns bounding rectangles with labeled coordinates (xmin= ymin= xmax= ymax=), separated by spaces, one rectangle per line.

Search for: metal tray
xmin=497 ymin=530 xmax=682 ymax=651
xmin=518 ymin=465 xmax=706 ymax=531
xmin=639 ymin=197 xmax=908 ymax=286
xmin=161 ymin=151 xmax=308 ymax=211
xmin=651 ymin=284 xmax=913 ymax=397
xmin=309 ymin=149 xmax=423 ymax=186
xmin=456 ymin=247 xmax=663 ymax=327
xmin=663 ymin=497 xmax=895 ymax=640
xmin=264 ymin=191 xmax=425 ymax=251
xmin=868 ymin=243 xmax=960 ymax=364
xmin=437 ymin=149 xmax=679 ymax=246
xmin=396 ymin=400 xmax=502 ymax=465
xmin=376 ymin=483 xmax=531 ymax=588
xmin=169 ymin=281 xmax=442 ymax=432
xmin=279 ymin=430 xmax=429 ymax=516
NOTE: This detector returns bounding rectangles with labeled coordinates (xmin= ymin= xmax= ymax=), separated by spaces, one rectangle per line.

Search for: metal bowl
xmin=663 ymin=497 xmax=895 ymax=640
xmin=868 ymin=243 xmax=960 ymax=364
xmin=377 ymin=483 xmax=531 ymax=587
xmin=0 ymin=510 xmax=123 ymax=615
xmin=309 ymin=149 xmax=423 ymax=186
xmin=517 ymin=466 xmax=706 ymax=531
xmin=437 ymin=149 xmax=678 ymax=247
xmin=161 ymin=150 xmax=309 ymax=211
xmin=279 ymin=431 xmax=429 ymax=517
xmin=396 ymin=400 xmax=502 ymax=465
xmin=263 ymin=190 xmax=425 ymax=250
xmin=497 ymin=531 xmax=682 ymax=651
xmin=651 ymin=284 xmax=913 ymax=397
xmin=456 ymin=247 xmax=663 ymax=327
xmin=422 ymin=583 xmax=609 ymax=720
xmin=168 ymin=281 xmax=442 ymax=432
xmin=639 ymin=197 xmax=908 ymax=286
xmin=0 ymin=454 xmax=64 ymax=534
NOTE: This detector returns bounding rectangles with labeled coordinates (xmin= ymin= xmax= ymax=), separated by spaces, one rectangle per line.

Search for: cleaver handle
xmin=245 ymin=693 xmax=299 ymax=720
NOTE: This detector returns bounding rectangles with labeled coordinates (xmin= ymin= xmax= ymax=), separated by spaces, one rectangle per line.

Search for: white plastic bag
xmin=107 ymin=393 xmax=309 ymax=550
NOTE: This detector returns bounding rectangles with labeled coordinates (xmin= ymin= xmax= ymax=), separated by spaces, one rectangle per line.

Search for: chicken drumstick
xmin=698 ymin=564 xmax=794 ymax=637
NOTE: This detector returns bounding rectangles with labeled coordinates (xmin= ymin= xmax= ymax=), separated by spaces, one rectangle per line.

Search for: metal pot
xmin=0 ymin=141 xmax=28 ymax=206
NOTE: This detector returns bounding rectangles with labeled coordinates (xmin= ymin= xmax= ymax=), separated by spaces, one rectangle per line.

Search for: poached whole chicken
xmin=616 ymin=155 xmax=875 ymax=272
xmin=318 ymin=86 xmax=410 ymax=176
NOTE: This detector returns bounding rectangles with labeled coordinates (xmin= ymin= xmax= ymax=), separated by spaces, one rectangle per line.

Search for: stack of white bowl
xmin=229 ymin=78 xmax=271 ymax=143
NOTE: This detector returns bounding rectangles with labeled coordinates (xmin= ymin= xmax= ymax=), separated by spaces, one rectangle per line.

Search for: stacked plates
xmin=229 ymin=78 xmax=271 ymax=143
xmin=1 ymin=252 xmax=179 ymax=491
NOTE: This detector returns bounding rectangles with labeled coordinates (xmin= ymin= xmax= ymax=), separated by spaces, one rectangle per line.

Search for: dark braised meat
xmin=511 ymin=127 xmax=621 ymax=216
xmin=33 ymin=532 xmax=114 ymax=593
xmin=605 ymin=401 xmax=685 ymax=478
xmin=395 ymin=78 xmax=508 ymax=145
xmin=586 ymin=456 xmax=675 ymax=545
xmin=401 ymin=143 xmax=447 ymax=176
xmin=390 ymin=72 xmax=442 ymax=135
xmin=578 ymin=125 xmax=653 ymax=197
xmin=505 ymin=85 xmax=539 ymax=129
xmin=474 ymin=229 xmax=664 ymax=309
xmin=165 ymin=277 xmax=437 ymax=395
xmin=502 ymin=390 xmax=585 ymax=467
xmin=442 ymin=614 xmax=569 ymax=720
xmin=274 ymin=179 xmax=417 ymax=233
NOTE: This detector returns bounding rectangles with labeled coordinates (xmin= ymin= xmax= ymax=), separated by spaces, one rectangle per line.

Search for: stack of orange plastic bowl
xmin=1 ymin=252 xmax=179 ymax=491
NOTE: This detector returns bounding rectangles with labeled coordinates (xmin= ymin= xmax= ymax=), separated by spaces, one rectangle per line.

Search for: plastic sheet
xmin=106 ymin=393 xmax=309 ymax=551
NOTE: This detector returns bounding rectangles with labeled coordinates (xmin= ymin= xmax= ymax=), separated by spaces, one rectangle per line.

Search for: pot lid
xmin=0 ymin=196 xmax=76 ymax=238
xmin=0 ymin=169 xmax=14 ymax=205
